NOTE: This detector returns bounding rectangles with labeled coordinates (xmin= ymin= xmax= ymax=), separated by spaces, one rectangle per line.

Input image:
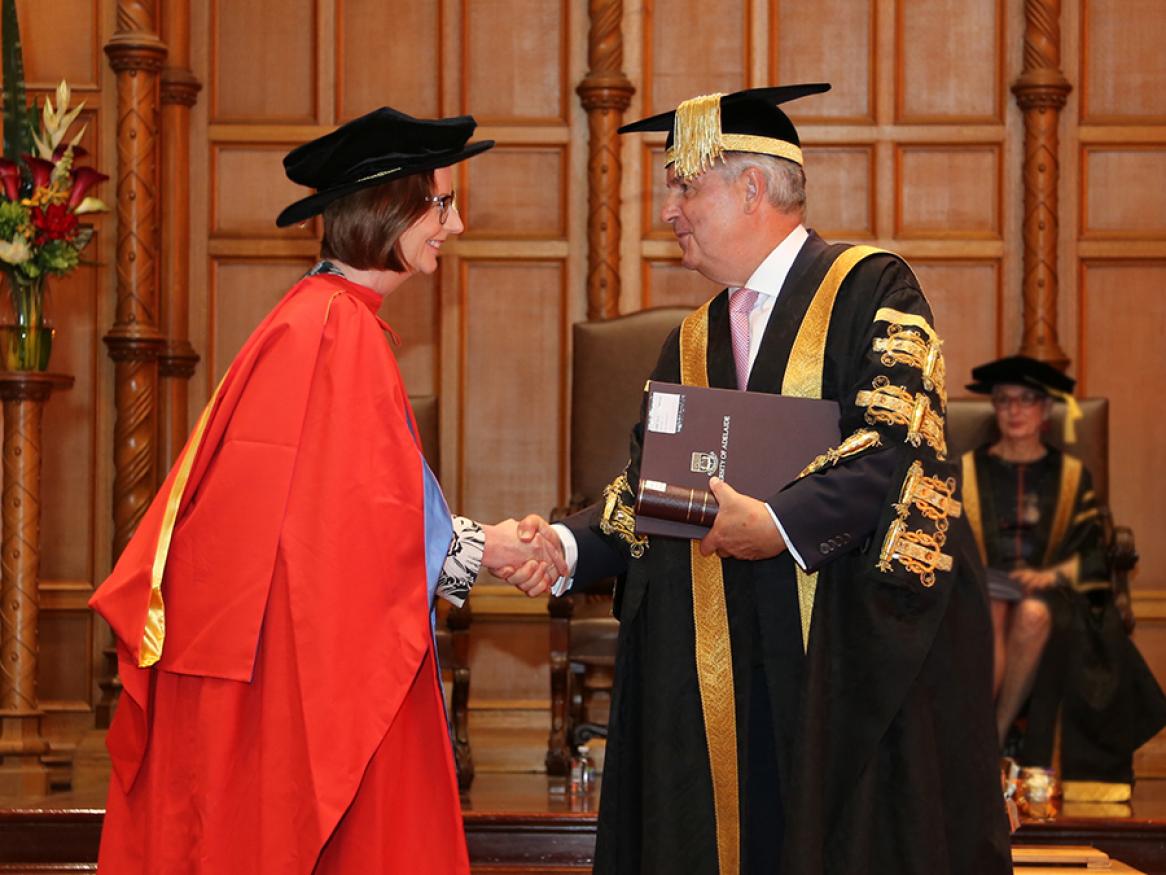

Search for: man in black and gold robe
xmin=536 ymin=85 xmax=1013 ymax=874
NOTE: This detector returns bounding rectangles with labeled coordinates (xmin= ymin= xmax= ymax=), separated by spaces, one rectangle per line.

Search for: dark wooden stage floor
xmin=4 ymin=772 xmax=1166 ymax=873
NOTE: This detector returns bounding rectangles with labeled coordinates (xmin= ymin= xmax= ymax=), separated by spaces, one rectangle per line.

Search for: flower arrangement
xmin=0 ymin=80 xmax=107 ymax=370
xmin=0 ymin=80 xmax=108 ymax=281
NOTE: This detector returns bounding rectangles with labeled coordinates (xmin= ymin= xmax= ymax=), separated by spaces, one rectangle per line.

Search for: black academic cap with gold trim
xmin=618 ymin=83 xmax=830 ymax=178
xmin=276 ymin=106 xmax=494 ymax=227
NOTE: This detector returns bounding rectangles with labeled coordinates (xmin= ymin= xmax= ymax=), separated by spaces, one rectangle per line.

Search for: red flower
xmin=0 ymin=159 xmax=20 ymax=201
xmin=23 ymin=156 xmax=55 ymax=193
xmin=66 ymin=166 xmax=108 ymax=210
xmin=31 ymin=203 xmax=79 ymax=243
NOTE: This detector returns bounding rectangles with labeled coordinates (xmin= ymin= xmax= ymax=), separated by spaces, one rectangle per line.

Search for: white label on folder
xmin=642 ymin=479 xmax=667 ymax=492
xmin=648 ymin=392 xmax=681 ymax=434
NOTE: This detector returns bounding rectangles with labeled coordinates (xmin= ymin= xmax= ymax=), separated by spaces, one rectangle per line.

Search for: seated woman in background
xmin=961 ymin=355 xmax=1166 ymax=801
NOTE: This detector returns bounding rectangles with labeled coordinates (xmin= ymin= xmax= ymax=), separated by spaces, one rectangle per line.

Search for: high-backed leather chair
xmin=946 ymin=396 xmax=1135 ymax=616
xmin=410 ymin=394 xmax=474 ymax=791
xmin=546 ymin=307 xmax=690 ymax=775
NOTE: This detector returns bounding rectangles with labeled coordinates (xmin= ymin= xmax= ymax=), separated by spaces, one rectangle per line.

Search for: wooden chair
xmin=410 ymin=394 xmax=474 ymax=791
xmin=946 ymin=396 xmax=1137 ymax=617
xmin=545 ymin=307 xmax=689 ymax=775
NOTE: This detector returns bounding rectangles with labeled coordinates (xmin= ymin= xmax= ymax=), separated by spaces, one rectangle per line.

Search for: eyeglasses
xmin=991 ymin=390 xmax=1044 ymax=410
xmin=424 ymin=190 xmax=456 ymax=225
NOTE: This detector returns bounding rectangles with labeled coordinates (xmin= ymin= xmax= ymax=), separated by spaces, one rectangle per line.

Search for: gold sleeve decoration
xmin=877 ymin=460 xmax=958 ymax=588
xmin=871 ymin=309 xmax=948 ymax=409
xmin=1043 ymin=455 xmax=1082 ymax=567
xmin=878 ymin=518 xmax=953 ymax=588
xmin=797 ymin=429 xmax=882 ymax=478
xmin=894 ymin=460 xmax=962 ymax=528
xmin=960 ymin=451 xmax=987 ymax=563
xmin=855 ymin=376 xmax=947 ymax=459
xmin=599 ymin=468 xmax=649 ymax=559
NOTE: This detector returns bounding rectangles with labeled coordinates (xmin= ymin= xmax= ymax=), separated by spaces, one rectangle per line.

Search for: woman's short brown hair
xmin=320 ymin=170 xmax=435 ymax=272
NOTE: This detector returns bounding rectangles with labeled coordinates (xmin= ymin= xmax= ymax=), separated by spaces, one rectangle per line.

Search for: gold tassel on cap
xmin=668 ymin=93 xmax=726 ymax=179
xmin=1049 ymin=388 xmax=1083 ymax=444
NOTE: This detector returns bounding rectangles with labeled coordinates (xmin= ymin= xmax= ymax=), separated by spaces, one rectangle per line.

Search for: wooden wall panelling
xmin=1078 ymin=260 xmax=1166 ymax=590
xmin=1080 ymin=0 xmax=1166 ymax=124
xmin=644 ymin=0 xmax=748 ymax=116
xmin=463 ymin=145 xmax=568 ymax=239
xmin=1080 ymin=145 xmax=1166 ymax=239
xmin=462 ymin=0 xmax=568 ymax=124
xmin=456 ymin=259 xmax=566 ymax=524
xmin=210 ymin=0 xmax=318 ymax=123
xmin=895 ymin=143 xmax=1003 ymax=239
xmin=641 ymin=259 xmax=720 ymax=309
xmin=770 ymin=0 xmax=876 ymax=124
xmin=802 ymin=144 xmax=876 ymax=239
xmin=17 ymin=0 xmax=102 ymax=89
xmin=910 ymin=260 xmax=1003 ymax=397
xmin=211 ymin=144 xmax=319 ymax=239
xmin=896 ymin=0 xmax=1004 ymax=124
xmin=335 ymin=0 xmax=441 ymax=121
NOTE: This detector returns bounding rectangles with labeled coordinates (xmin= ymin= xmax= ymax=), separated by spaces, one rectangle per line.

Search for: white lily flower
xmin=0 ymin=237 xmax=32 ymax=265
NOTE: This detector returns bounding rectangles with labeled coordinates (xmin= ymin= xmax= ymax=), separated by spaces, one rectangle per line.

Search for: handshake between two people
xmin=480 ymin=515 xmax=566 ymax=598
xmin=478 ymin=478 xmax=788 ymax=600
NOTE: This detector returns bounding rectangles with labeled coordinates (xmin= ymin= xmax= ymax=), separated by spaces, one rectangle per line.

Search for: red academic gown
xmin=90 ymin=274 xmax=468 ymax=874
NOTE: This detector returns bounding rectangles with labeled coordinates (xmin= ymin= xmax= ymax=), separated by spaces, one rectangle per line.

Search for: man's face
xmin=660 ymin=165 xmax=743 ymax=284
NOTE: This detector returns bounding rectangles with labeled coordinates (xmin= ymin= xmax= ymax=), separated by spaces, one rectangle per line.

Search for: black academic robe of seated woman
xmin=964 ymin=444 xmax=1166 ymax=796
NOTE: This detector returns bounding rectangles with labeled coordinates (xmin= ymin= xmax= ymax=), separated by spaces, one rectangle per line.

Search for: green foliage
xmin=37 ymin=238 xmax=80 ymax=275
xmin=0 ymin=197 xmax=26 ymax=238
xmin=1 ymin=0 xmax=33 ymax=167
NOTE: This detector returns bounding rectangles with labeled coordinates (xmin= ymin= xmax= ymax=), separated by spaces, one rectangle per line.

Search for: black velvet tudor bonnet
xmin=276 ymin=106 xmax=494 ymax=227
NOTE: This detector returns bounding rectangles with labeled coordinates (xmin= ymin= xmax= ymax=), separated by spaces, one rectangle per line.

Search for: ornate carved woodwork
xmin=1011 ymin=0 xmax=1072 ymax=368
xmin=0 ymin=373 xmax=73 ymax=796
xmin=577 ymin=0 xmax=635 ymax=320
xmin=159 ymin=0 xmax=203 ymax=470
xmin=99 ymin=2 xmax=168 ymax=730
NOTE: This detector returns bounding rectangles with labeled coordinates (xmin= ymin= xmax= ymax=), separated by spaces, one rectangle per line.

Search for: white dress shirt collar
xmin=741 ymin=224 xmax=809 ymax=300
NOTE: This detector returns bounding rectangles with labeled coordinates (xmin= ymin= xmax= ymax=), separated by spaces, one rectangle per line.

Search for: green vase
xmin=1 ymin=271 xmax=53 ymax=371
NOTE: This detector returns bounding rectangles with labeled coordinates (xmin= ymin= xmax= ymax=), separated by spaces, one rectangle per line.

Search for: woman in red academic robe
xmin=90 ymin=107 xmax=563 ymax=874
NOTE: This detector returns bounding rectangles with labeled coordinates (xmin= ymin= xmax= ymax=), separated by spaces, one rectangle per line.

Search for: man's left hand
xmin=699 ymin=477 xmax=786 ymax=561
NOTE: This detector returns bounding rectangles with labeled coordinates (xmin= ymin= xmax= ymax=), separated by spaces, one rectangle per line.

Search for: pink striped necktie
xmin=729 ymin=287 xmax=759 ymax=390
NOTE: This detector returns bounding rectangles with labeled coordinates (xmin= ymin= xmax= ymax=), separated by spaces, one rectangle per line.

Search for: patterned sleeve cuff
xmin=437 ymin=516 xmax=485 ymax=607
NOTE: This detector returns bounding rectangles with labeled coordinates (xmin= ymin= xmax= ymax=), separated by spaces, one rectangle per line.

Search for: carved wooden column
xmin=159 ymin=0 xmax=202 ymax=469
xmin=1011 ymin=0 xmax=1072 ymax=367
xmin=0 ymin=373 xmax=73 ymax=795
xmin=577 ymin=0 xmax=635 ymax=320
xmin=99 ymin=2 xmax=167 ymax=729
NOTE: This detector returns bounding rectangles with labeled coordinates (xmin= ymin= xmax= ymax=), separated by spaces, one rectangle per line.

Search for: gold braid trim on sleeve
xmin=877 ymin=460 xmax=958 ymax=588
xmin=855 ymin=376 xmax=947 ymax=459
xmin=894 ymin=460 xmax=962 ymax=530
xmin=871 ymin=308 xmax=948 ymax=409
xmin=878 ymin=518 xmax=953 ymax=588
xmin=599 ymin=468 xmax=649 ymax=559
xmin=798 ymin=429 xmax=882 ymax=478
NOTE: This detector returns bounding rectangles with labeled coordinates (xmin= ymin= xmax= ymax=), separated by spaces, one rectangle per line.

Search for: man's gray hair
xmin=716 ymin=152 xmax=806 ymax=217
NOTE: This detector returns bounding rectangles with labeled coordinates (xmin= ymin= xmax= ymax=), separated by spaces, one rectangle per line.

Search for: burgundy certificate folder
xmin=634 ymin=380 xmax=840 ymax=540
